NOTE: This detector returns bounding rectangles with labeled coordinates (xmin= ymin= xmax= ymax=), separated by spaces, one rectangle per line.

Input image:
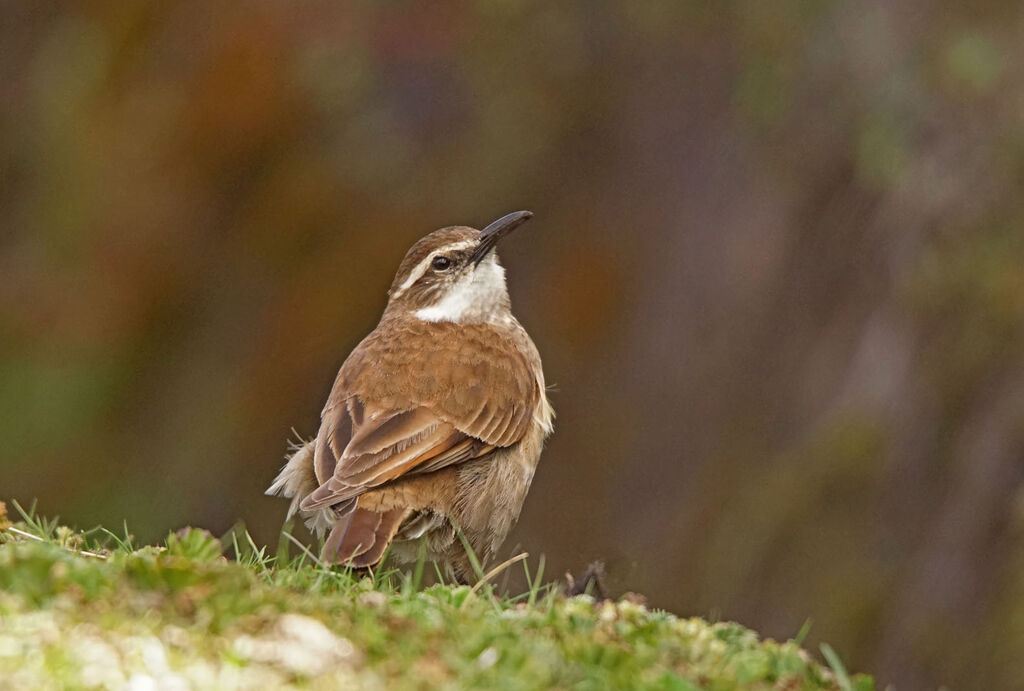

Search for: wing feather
xmin=299 ymin=318 xmax=544 ymax=515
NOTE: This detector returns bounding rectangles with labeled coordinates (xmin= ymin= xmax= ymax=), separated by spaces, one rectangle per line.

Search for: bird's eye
xmin=432 ymin=255 xmax=452 ymax=271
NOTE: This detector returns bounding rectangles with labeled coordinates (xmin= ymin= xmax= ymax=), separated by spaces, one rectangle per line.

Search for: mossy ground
xmin=0 ymin=501 xmax=873 ymax=690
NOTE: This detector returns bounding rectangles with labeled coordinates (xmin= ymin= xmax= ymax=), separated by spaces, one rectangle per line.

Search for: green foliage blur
xmin=2 ymin=2 xmax=1023 ymax=688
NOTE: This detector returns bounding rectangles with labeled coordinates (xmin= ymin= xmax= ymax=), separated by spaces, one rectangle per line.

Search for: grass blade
xmin=821 ymin=643 xmax=853 ymax=691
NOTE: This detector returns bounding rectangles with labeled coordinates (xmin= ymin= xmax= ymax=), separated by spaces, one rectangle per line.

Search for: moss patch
xmin=0 ymin=507 xmax=873 ymax=690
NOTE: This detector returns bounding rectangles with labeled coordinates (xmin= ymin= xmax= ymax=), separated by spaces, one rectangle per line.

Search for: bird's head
xmin=385 ymin=211 xmax=533 ymax=324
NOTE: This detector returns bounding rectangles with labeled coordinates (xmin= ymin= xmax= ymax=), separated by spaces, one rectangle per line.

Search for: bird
xmin=267 ymin=211 xmax=554 ymax=582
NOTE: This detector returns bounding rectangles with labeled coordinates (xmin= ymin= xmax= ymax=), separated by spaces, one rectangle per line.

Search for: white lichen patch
xmin=0 ymin=608 xmax=367 ymax=690
xmin=231 ymin=614 xmax=360 ymax=678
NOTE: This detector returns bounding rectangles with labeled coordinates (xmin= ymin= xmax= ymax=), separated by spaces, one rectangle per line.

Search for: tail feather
xmin=321 ymin=504 xmax=410 ymax=568
xmin=351 ymin=508 xmax=410 ymax=568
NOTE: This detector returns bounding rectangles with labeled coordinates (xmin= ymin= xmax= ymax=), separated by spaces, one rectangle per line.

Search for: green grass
xmin=0 ymin=501 xmax=874 ymax=690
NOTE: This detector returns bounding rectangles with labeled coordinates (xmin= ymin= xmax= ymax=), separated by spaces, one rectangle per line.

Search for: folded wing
xmin=300 ymin=404 xmax=491 ymax=511
xmin=300 ymin=321 xmax=539 ymax=514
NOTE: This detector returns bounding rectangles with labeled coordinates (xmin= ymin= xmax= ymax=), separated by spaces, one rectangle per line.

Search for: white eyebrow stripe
xmin=390 ymin=256 xmax=433 ymax=300
xmin=389 ymin=240 xmax=477 ymax=299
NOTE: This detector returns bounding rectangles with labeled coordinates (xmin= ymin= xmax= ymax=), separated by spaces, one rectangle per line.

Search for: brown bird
xmin=267 ymin=211 xmax=554 ymax=581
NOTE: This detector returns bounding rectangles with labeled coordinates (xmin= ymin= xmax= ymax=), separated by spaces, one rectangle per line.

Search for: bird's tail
xmin=321 ymin=503 xmax=410 ymax=568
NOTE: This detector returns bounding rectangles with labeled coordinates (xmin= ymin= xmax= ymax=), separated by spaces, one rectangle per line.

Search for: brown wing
xmin=299 ymin=318 xmax=539 ymax=514
xmin=301 ymin=404 xmax=486 ymax=511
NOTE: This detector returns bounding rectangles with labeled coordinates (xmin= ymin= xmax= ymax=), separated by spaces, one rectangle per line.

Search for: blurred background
xmin=3 ymin=1 xmax=1023 ymax=688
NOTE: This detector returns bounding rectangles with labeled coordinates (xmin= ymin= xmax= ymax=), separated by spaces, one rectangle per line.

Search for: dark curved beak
xmin=471 ymin=210 xmax=533 ymax=265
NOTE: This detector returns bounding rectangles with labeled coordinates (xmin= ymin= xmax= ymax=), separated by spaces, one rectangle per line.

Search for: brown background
xmin=3 ymin=2 xmax=1024 ymax=688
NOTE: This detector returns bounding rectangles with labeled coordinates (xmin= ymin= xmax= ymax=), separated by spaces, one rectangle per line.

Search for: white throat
xmin=415 ymin=256 xmax=511 ymax=324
